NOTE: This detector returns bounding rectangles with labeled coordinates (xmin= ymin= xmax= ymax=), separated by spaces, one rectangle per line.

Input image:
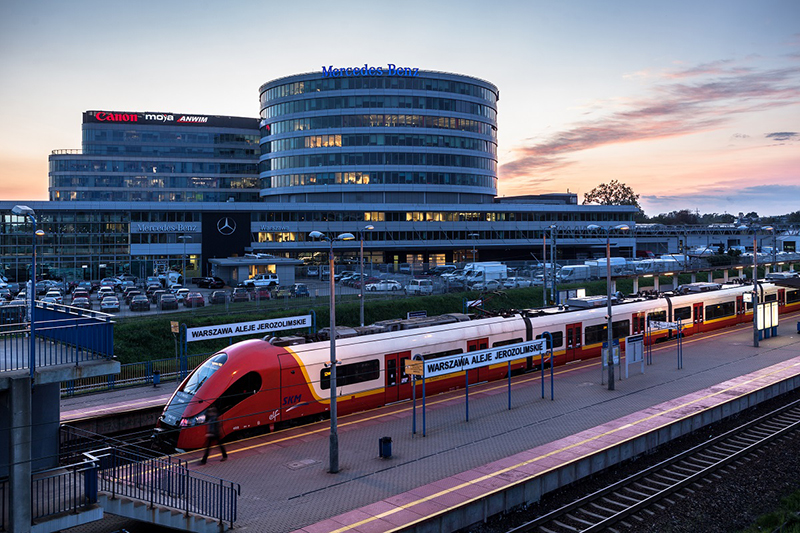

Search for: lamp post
xmin=588 ymin=223 xmax=630 ymax=391
xmin=738 ymin=224 xmax=773 ymax=347
xmin=177 ymin=235 xmax=192 ymax=286
xmin=309 ymin=230 xmax=355 ymax=474
xmin=549 ymin=224 xmax=558 ymax=304
xmin=359 ymin=225 xmax=374 ymax=327
xmin=468 ymin=233 xmax=479 ymax=263
xmin=12 ymin=205 xmax=43 ymax=379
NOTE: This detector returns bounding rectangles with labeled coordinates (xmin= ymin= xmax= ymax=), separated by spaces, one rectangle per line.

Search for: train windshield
xmin=182 ymin=352 xmax=228 ymax=395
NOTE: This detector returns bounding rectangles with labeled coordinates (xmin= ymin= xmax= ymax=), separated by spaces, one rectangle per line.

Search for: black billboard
xmin=201 ymin=212 xmax=253 ymax=270
xmin=83 ymin=110 xmax=258 ymax=130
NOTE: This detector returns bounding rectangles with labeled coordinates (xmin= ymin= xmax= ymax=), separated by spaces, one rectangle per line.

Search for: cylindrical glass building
xmin=258 ymin=69 xmax=499 ymax=205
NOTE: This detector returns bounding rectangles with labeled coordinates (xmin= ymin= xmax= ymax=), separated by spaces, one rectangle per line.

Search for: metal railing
xmin=61 ymin=353 xmax=209 ymax=396
xmin=31 ymin=461 xmax=99 ymax=522
xmin=94 ymin=447 xmax=240 ymax=527
xmin=0 ymin=301 xmax=114 ymax=373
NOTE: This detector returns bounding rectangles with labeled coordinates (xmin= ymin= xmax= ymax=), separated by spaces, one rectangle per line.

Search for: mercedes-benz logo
xmin=217 ymin=217 xmax=236 ymax=235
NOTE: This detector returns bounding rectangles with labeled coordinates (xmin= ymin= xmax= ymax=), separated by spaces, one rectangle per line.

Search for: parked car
xmin=243 ymin=273 xmax=279 ymax=288
xmin=158 ymin=293 xmax=179 ymax=310
xmin=292 ymin=283 xmax=310 ymax=297
xmin=503 ymin=277 xmax=532 ymax=289
xmin=405 ymin=279 xmax=433 ymax=295
xmin=336 ymin=271 xmax=356 ymax=283
xmin=44 ymin=290 xmax=63 ymax=304
xmin=209 ymin=290 xmax=228 ymax=304
xmin=124 ymin=290 xmax=143 ymax=305
xmin=150 ymin=290 xmax=167 ymax=304
xmin=306 ymin=266 xmax=320 ymax=278
xmin=97 ymin=286 xmax=114 ymax=300
xmin=253 ymin=286 xmax=272 ymax=300
xmin=100 ymin=296 xmax=120 ymax=312
xmin=365 ymin=279 xmax=403 ymax=292
xmin=41 ymin=296 xmax=59 ymax=305
xmin=471 ymin=279 xmax=504 ymax=291
xmin=129 ymin=295 xmax=150 ymax=311
xmin=197 ymin=276 xmax=225 ymax=289
xmin=273 ymin=285 xmax=293 ymax=298
xmin=174 ymin=288 xmax=190 ymax=304
xmin=231 ymin=287 xmax=250 ymax=303
xmin=71 ymin=297 xmax=92 ymax=310
xmin=78 ymin=281 xmax=94 ymax=293
xmin=71 ymin=290 xmax=90 ymax=302
xmin=184 ymin=292 xmax=205 ymax=308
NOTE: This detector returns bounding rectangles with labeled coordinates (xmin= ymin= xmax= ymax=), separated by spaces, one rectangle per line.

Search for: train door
xmin=467 ymin=337 xmax=489 ymax=383
xmin=736 ymin=295 xmax=745 ymax=323
xmin=565 ymin=322 xmax=582 ymax=363
xmin=384 ymin=351 xmax=412 ymax=404
xmin=693 ymin=303 xmax=704 ymax=333
xmin=632 ymin=312 xmax=646 ymax=334
xmin=778 ymin=289 xmax=786 ymax=308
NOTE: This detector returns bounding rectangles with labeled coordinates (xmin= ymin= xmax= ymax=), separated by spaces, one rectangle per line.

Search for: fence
xmin=61 ymin=353 xmax=210 ymax=396
xmin=0 ymin=301 xmax=114 ymax=374
xmin=31 ymin=461 xmax=98 ymax=522
xmin=95 ymin=447 xmax=240 ymax=527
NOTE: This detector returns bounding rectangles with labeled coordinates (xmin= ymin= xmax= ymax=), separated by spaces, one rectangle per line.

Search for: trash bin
xmin=797 ymin=321 xmax=800 ymax=334
xmin=153 ymin=370 xmax=160 ymax=387
xmin=379 ymin=436 xmax=392 ymax=458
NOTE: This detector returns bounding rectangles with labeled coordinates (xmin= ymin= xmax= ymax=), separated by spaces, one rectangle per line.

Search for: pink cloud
xmin=500 ymin=63 xmax=800 ymax=181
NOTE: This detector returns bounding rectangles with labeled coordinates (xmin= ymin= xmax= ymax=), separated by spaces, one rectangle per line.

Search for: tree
xmin=583 ymin=180 xmax=642 ymax=212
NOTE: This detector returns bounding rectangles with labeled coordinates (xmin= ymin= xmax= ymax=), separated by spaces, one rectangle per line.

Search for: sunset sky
xmin=1 ymin=0 xmax=798 ymax=216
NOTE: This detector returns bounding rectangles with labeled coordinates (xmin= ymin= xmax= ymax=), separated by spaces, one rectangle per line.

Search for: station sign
xmin=404 ymin=359 xmax=424 ymax=376
xmin=649 ymin=320 xmax=679 ymax=330
xmin=421 ymin=339 xmax=546 ymax=378
xmin=186 ymin=314 xmax=312 ymax=342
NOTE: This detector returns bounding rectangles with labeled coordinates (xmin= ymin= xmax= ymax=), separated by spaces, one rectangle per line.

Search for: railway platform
xmin=169 ymin=310 xmax=800 ymax=533
xmin=65 ymin=311 xmax=800 ymax=532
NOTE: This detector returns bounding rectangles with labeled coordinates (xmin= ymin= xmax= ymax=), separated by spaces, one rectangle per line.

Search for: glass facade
xmin=259 ymin=71 xmax=499 ymax=204
xmin=49 ymin=112 xmax=261 ymax=202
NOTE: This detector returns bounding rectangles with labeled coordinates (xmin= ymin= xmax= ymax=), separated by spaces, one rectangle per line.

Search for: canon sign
xmin=95 ymin=112 xmax=138 ymax=122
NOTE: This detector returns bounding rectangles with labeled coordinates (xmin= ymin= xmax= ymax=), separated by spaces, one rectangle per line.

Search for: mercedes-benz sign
xmin=217 ymin=217 xmax=237 ymax=235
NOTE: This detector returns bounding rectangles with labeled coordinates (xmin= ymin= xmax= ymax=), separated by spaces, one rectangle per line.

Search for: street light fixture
xmin=309 ymin=230 xmax=355 ymax=474
xmin=177 ymin=235 xmax=192 ymax=285
xmin=12 ymin=205 xmax=43 ymax=379
xmin=587 ymin=223 xmax=630 ymax=391
xmin=549 ymin=224 xmax=558 ymax=305
xmin=738 ymin=224 xmax=773 ymax=347
xmin=359 ymin=225 xmax=374 ymax=327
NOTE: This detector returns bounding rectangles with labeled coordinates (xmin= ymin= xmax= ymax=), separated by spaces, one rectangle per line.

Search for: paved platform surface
xmin=60 ymin=311 xmax=800 ymax=532
xmin=181 ymin=311 xmax=800 ymax=532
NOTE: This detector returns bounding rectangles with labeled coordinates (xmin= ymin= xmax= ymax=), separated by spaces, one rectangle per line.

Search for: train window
xmin=612 ymin=320 xmax=630 ymax=340
xmin=421 ymin=348 xmax=463 ymax=361
xmin=705 ymin=301 xmax=735 ymax=320
xmin=215 ymin=371 xmax=262 ymax=414
xmin=674 ymin=307 xmax=691 ymax=321
xmin=648 ymin=311 xmax=666 ymax=324
xmin=584 ymin=324 xmax=606 ymax=345
xmin=183 ymin=353 xmax=228 ymax=395
xmin=535 ymin=332 xmax=564 ymax=349
xmin=320 ymin=359 xmax=380 ymax=390
xmin=764 ymin=293 xmax=777 ymax=302
xmin=787 ymin=290 xmax=800 ymax=304
xmin=492 ymin=338 xmax=524 ymax=348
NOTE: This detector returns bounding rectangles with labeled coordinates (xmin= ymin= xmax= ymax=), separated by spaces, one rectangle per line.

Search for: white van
xmin=405 ymin=279 xmax=433 ymax=296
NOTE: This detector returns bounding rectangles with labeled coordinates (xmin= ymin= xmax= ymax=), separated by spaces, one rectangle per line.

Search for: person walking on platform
xmin=200 ymin=406 xmax=227 ymax=464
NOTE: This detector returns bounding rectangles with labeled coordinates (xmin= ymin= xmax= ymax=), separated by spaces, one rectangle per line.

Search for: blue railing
xmin=0 ymin=477 xmax=6 ymax=532
xmin=61 ymin=353 xmax=211 ymax=396
xmin=0 ymin=301 xmax=114 ymax=374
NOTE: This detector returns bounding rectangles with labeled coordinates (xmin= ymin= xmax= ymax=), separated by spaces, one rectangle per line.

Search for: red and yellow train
xmin=154 ymin=281 xmax=800 ymax=450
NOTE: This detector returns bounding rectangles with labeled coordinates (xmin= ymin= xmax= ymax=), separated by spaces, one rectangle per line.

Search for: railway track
xmin=507 ymin=398 xmax=800 ymax=533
